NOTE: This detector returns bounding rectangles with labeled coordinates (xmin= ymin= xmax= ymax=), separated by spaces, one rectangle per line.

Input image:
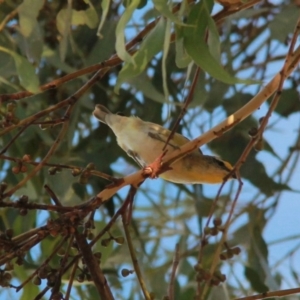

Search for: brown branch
xmin=74 ymin=229 xmax=114 ymax=300
xmin=0 ymin=230 xmax=47 ymax=266
xmin=0 ymin=120 xmax=36 ymax=154
xmin=34 ymin=286 xmax=49 ymax=300
xmin=234 ymin=287 xmax=300 ymax=300
xmin=44 ymin=184 xmax=63 ymax=207
xmin=214 ymin=0 xmax=263 ymax=25
xmin=0 ymin=96 xmax=69 ymax=137
xmin=0 ymin=199 xmax=80 ymax=213
xmin=0 ymin=154 xmax=117 ymax=182
xmin=0 ymin=56 xmax=121 ymax=103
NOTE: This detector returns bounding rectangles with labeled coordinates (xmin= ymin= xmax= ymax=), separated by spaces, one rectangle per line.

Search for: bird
xmin=93 ymin=104 xmax=236 ymax=184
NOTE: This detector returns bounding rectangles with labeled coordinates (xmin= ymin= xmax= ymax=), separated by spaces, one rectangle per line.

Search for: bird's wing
xmin=147 ymin=123 xmax=203 ymax=155
xmin=126 ymin=150 xmax=146 ymax=168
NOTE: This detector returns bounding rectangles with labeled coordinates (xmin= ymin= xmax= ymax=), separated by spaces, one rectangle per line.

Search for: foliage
xmin=0 ymin=0 xmax=300 ymax=299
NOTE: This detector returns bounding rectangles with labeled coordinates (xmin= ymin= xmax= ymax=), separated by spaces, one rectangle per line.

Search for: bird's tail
xmin=93 ymin=105 xmax=112 ymax=124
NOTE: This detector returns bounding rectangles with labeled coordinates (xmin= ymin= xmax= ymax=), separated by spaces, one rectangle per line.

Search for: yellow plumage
xmin=93 ymin=105 xmax=235 ymax=184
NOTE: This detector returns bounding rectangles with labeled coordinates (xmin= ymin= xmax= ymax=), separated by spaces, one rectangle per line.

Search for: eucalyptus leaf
xmin=183 ymin=1 xmax=255 ymax=85
xmin=269 ymin=5 xmax=300 ymax=43
xmin=18 ymin=0 xmax=44 ymax=37
xmin=115 ymin=0 xmax=140 ymax=63
xmin=115 ymin=18 xmax=166 ymax=93
xmin=153 ymin=0 xmax=186 ymax=26
xmin=97 ymin=0 xmax=110 ymax=37
xmin=0 ymin=46 xmax=40 ymax=93
xmin=244 ymin=266 xmax=269 ymax=293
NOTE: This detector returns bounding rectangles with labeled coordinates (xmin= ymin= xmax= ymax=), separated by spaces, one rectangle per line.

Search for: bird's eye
xmin=213 ymin=157 xmax=233 ymax=173
xmin=213 ymin=158 xmax=226 ymax=168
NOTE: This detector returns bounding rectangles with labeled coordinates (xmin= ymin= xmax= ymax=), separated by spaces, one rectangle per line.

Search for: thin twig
xmin=51 ymin=235 xmax=75 ymax=298
xmin=15 ymin=236 xmax=68 ymax=292
xmin=121 ymin=186 xmax=151 ymax=300
xmin=168 ymin=243 xmax=180 ymax=300
xmin=163 ymin=67 xmax=201 ymax=152
xmin=200 ymin=180 xmax=244 ymax=298
xmin=234 ymin=287 xmax=300 ymax=300
xmin=0 ymin=154 xmax=117 ymax=182
xmin=0 ymin=8 xmax=18 ymax=32
xmin=44 ymin=184 xmax=62 ymax=207
xmin=65 ymin=256 xmax=79 ymax=300
xmin=0 ymin=120 xmax=36 ymax=154
xmin=33 ymin=286 xmax=50 ymax=300
xmin=0 ymin=56 xmax=120 ymax=103
xmin=88 ymin=188 xmax=136 ymax=247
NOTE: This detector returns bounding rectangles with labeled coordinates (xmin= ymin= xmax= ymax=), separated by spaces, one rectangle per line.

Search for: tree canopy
xmin=0 ymin=0 xmax=300 ymax=299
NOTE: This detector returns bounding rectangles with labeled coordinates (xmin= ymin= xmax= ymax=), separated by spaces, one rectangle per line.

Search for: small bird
xmin=93 ymin=105 xmax=236 ymax=184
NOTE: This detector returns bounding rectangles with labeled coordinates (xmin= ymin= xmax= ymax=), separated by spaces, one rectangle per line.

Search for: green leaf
xmin=43 ymin=46 xmax=76 ymax=74
xmin=56 ymin=2 xmax=99 ymax=60
xmin=183 ymin=1 xmax=253 ymax=84
xmin=72 ymin=6 xmax=98 ymax=28
xmin=269 ymin=5 xmax=300 ymax=43
xmin=210 ymin=93 xmax=291 ymax=195
xmin=245 ymin=206 xmax=279 ymax=292
xmin=57 ymin=6 xmax=72 ymax=61
xmin=97 ymin=0 xmax=111 ymax=37
xmin=248 ymin=206 xmax=268 ymax=263
xmin=210 ymin=128 xmax=291 ymax=196
xmin=153 ymin=0 xmax=186 ymax=26
xmin=0 ymin=46 xmax=40 ymax=93
xmin=206 ymin=7 xmax=221 ymax=62
xmin=275 ymin=88 xmax=300 ymax=117
xmin=208 ymin=286 xmax=230 ymax=300
xmin=45 ymin=170 xmax=82 ymax=205
xmin=244 ymin=266 xmax=269 ymax=293
xmin=175 ymin=37 xmax=192 ymax=68
xmin=16 ymin=25 xmax=43 ymax=64
xmin=14 ymin=266 xmax=40 ymax=300
xmin=204 ymin=79 xmax=229 ymax=112
xmin=114 ymin=18 xmax=166 ymax=93
xmin=18 ymin=0 xmax=44 ymax=37
xmin=94 ymin=221 xmax=114 ymax=264
xmin=194 ymin=196 xmax=214 ymax=217
xmin=115 ymin=0 xmax=140 ymax=63
xmin=127 ymin=72 xmax=167 ymax=103
xmin=83 ymin=0 xmax=99 ymax=28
